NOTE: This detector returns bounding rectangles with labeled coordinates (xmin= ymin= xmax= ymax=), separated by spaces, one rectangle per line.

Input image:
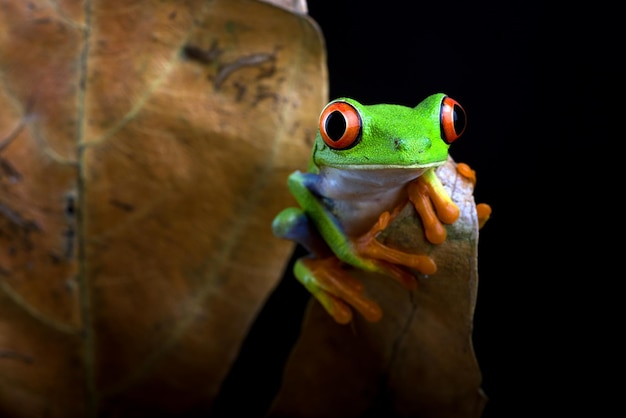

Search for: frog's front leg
xmin=353 ymin=167 xmax=458 ymax=275
xmin=354 ymin=209 xmax=438 ymax=275
xmin=408 ymin=167 xmax=460 ymax=244
xmin=286 ymin=171 xmax=419 ymax=286
xmin=272 ymin=204 xmax=386 ymax=324
xmin=273 ymin=171 xmax=417 ymax=323
xmin=456 ymin=162 xmax=492 ymax=229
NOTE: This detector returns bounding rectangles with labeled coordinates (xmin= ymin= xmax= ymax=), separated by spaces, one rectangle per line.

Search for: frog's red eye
xmin=440 ymin=96 xmax=467 ymax=143
xmin=319 ymin=101 xmax=362 ymax=150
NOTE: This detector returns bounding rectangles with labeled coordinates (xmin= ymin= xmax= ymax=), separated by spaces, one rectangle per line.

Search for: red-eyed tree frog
xmin=272 ymin=93 xmax=490 ymax=324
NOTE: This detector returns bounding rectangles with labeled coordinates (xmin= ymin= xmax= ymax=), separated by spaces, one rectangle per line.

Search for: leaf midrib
xmin=75 ymin=0 xmax=96 ymax=415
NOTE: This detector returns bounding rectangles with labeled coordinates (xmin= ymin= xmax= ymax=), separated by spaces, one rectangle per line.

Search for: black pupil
xmin=453 ymin=104 xmax=466 ymax=134
xmin=325 ymin=111 xmax=346 ymax=141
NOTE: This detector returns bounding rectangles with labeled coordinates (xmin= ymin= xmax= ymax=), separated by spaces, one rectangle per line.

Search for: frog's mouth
xmin=332 ymin=160 xmax=445 ymax=171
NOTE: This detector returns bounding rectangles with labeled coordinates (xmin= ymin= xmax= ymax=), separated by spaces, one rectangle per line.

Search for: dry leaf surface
xmin=269 ymin=157 xmax=487 ymax=418
xmin=0 ymin=0 xmax=327 ymax=416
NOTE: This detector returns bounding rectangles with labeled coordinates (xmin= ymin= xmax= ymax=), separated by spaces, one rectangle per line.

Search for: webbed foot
xmin=354 ymin=210 xmax=437 ymax=276
xmin=407 ymin=169 xmax=460 ymax=245
xmin=295 ymin=257 xmax=383 ymax=324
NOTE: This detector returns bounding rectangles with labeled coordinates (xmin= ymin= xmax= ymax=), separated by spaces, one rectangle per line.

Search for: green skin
xmin=272 ymin=93 xmax=458 ymax=320
xmin=310 ymin=94 xmax=449 ymax=170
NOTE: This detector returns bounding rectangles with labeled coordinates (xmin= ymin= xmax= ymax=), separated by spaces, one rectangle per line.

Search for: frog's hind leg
xmin=294 ymin=256 xmax=382 ymax=324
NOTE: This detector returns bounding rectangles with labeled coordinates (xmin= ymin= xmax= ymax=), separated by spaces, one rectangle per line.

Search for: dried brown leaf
xmin=0 ymin=1 xmax=327 ymax=416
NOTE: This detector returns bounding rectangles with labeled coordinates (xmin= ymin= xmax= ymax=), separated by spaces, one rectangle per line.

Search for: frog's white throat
xmin=316 ymin=166 xmax=431 ymax=237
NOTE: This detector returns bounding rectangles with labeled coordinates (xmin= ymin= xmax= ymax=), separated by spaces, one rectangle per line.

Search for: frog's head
xmin=311 ymin=93 xmax=466 ymax=170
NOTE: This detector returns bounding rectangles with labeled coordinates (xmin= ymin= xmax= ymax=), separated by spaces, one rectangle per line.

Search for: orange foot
xmin=354 ymin=209 xmax=437 ymax=277
xmin=295 ymin=256 xmax=383 ymax=324
xmin=476 ymin=203 xmax=492 ymax=229
xmin=407 ymin=169 xmax=460 ymax=245
xmin=457 ymin=162 xmax=492 ymax=229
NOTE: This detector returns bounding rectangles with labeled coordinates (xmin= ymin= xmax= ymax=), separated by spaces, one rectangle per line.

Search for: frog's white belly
xmin=316 ymin=166 xmax=427 ymax=237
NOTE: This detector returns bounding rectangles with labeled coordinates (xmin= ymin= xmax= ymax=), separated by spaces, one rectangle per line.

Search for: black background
xmin=304 ymin=2 xmax=608 ymax=418
xmin=214 ymin=2 xmax=610 ymax=418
